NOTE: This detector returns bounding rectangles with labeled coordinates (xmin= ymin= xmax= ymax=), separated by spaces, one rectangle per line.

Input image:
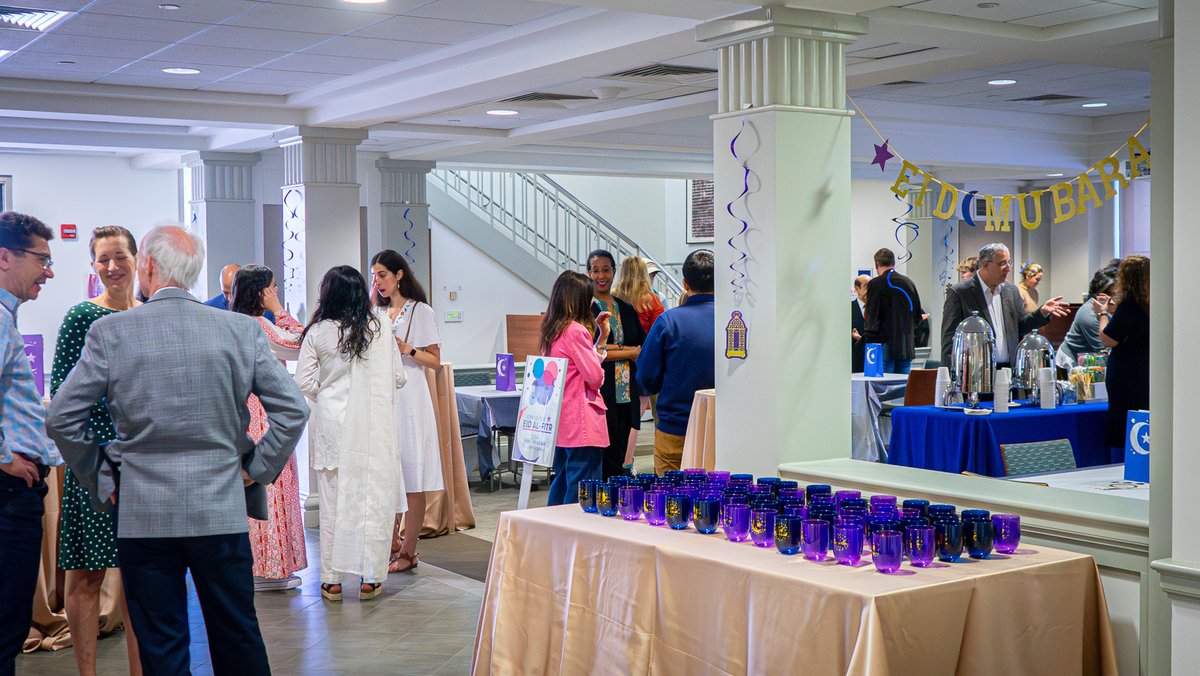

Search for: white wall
xmin=850 ymin=179 xmax=912 ymax=278
xmin=429 ymin=216 xmax=549 ymax=365
xmin=6 ymin=153 xmax=178 ymax=389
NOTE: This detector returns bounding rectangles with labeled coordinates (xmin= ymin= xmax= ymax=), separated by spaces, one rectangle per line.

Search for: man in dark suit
xmin=862 ymin=249 xmax=926 ymax=374
xmin=48 ymin=225 xmax=309 ymax=675
xmin=851 ymin=274 xmax=868 ymax=372
xmin=940 ymin=242 xmax=1069 ymax=366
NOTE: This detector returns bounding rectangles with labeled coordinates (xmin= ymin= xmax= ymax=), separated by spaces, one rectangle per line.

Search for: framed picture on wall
xmin=0 ymin=175 xmax=11 ymax=212
xmin=686 ymin=179 xmax=714 ymax=243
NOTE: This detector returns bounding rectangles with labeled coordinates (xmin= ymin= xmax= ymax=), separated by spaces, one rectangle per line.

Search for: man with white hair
xmin=940 ymin=242 xmax=1069 ymax=368
xmin=48 ymin=225 xmax=309 ymax=674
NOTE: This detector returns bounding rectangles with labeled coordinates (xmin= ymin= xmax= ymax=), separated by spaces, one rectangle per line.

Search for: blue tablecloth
xmin=456 ymin=385 xmax=521 ymax=480
xmin=887 ymin=401 xmax=1115 ymax=476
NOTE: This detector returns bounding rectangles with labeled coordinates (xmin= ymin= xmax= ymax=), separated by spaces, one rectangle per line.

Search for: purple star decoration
xmin=872 ymin=139 xmax=895 ymax=172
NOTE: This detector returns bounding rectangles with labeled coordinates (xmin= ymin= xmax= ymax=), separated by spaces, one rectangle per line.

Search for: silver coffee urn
xmin=1012 ymin=329 xmax=1056 ymax=401
xmin=952 ymin=312 xmax=995 ymax=400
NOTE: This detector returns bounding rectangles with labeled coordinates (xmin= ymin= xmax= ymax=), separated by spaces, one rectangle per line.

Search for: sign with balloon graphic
xmin=513 ymin=356 xmax=568 ymax=468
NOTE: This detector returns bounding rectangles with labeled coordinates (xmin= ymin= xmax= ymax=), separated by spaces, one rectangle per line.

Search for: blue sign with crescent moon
xmin=864 ymin=343 xmax=883 ymax=377
xmin=1124 ymin=410 xmax=1149 ymax=483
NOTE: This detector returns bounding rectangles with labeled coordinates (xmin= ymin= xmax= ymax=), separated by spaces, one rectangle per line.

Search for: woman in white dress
xmin=370 ymin=249 xmax=445 ymax=573
xmin=296 ymin=266 xmax=408 ymax=601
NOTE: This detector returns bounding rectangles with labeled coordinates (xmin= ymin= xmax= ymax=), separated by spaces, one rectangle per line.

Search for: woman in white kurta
xmin=295 ymin=265 xmax=407 ymax=601
xmin=370 ymin=249 xmax=445 ymax=573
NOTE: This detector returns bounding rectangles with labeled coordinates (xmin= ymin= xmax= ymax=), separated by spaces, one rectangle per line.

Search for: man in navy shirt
xmin=636 ymin=249 xmax=715 ymax=474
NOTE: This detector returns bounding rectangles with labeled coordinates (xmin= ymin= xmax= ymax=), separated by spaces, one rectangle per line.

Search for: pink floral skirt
xmin=247 ymin=394 xmax=308 ymax=579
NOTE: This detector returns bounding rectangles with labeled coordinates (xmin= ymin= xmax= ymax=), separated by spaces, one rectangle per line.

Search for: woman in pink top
xmin=544 ymin=271 xmax=611 ymax=506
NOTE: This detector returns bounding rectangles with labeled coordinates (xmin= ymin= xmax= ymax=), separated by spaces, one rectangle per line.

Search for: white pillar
xmin=377 ymin=159 xmax=434 ymax=293
xmin=272 ymin=126 xmax=369 ymax=323
xmin=184 ymin=151 xmax=261 ymax=296
xmin=698 ymin=8 xmax=867 ymax=477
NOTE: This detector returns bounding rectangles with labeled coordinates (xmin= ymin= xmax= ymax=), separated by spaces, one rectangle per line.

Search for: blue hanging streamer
xmin=402 ymin=207 xmax=417 ymax=264
xmin=726 ymin=118 xmax=751 ymax=300
xmin=890 ymin=193 xmax=919 ymax=265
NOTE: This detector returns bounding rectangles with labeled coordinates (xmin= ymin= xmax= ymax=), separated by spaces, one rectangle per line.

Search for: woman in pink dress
xmin=230 ymin=265 xmax=308 ymax=591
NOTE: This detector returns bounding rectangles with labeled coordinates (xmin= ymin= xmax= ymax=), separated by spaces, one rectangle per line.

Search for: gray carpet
xmin=417 ymin=533 xmax=494 ymax=582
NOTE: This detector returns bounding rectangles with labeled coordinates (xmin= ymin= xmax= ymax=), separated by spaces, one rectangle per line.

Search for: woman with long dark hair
xmin=296 ymin=266 xmax=407 ymax=601
xmin=229 ymin=265 xmax=308 ymax=591
xmin=1093 ymin=255 xmax=1150 ymax=458
xmin=370 ymin=249 xmax=444 ymax=572
xmin=543 ymin=271 xmax=610 ymax=506
xmin=587 ymin=250 xmax=646 ymax=479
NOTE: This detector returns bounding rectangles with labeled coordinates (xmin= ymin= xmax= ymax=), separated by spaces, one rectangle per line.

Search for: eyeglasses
xmin=10 ymin=248 xmax=53 ymax=270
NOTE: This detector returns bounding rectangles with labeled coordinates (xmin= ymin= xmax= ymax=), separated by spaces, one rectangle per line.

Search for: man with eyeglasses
xmin=0 ymin=211 xmax=62 ymax=675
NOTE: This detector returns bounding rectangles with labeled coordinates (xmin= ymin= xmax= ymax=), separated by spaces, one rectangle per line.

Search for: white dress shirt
xmin=979 ymin=276 xmax=1008 ymax=363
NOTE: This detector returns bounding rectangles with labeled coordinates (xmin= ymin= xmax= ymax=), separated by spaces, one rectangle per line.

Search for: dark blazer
xmin=862 ymin=270 xmax=924 ymax=362
xmin=940 ymin=275 xmax=1049 ymax=365
xmin=851 ymin=299 xmax=866 ymax=372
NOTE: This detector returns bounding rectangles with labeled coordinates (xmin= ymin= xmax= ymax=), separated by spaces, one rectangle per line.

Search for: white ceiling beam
xmin=863 ymin=7 xmax=1157 ymax=42
xmin=368 ymin=123 xmax=508 ymax=141
xmin=0 ymin=126 xmax=206 ymax=151
xmin=533 ymin=0 xmax=754 ymax=21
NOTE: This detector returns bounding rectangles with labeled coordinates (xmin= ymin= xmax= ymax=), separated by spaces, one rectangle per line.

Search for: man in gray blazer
xmin=940 ymin=242 xmax=1069 ymax=367
xmin=47 ymin=225 xmax=309 ymax=676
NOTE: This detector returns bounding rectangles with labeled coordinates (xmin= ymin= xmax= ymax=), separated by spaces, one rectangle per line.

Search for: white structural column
xmin=184 ymin=151 xmax=261 ymax=296
xmin=698 ymin=8 xmax=867 ymax=477
xmin=273 ymin=126 xmax=369 ymax=322
xmin=377 ymin=159 xmax=435 ymax=293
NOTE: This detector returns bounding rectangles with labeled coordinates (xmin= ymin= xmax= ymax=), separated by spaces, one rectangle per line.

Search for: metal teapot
xmin=1013 ymin=329 xmax=1056 ymax=400
xmin=951 ymin=311 xmax=995 ymax=398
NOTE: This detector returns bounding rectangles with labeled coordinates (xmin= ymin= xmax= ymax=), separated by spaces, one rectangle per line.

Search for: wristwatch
xmin=1098 ymin=312 xmax=1111 ymax=320
xmin=409 ymin=347 xmax=418 ymax=357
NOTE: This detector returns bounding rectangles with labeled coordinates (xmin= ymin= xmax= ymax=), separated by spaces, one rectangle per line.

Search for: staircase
xmin=427 ymin=169 xmax=684 ymax=303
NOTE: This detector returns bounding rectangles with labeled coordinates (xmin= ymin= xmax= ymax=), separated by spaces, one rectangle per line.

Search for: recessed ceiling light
xmin=343 ymin=0 xmax=387 ymax=4
xmin=486 ymin=109 xmax=519 ymax=116
xmin=0 ymin=50 xmax=10 ymax=59
xmin=977 ymin=2 xmax=1000 ymax=8
xmin=988 ymin=79 xmax=1016 ymax=86
xmin=1047 ymin=173 xmax=1064 ymax=177
xmin=158 ymin=3 xmax=180 ymax=9
xmin=162 ymin=67 xmax=201 ymax=75
xmin=1081 ymin=102 xmax=1108 ymax=108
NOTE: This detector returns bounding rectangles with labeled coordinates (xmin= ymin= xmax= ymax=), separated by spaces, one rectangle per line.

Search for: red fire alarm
xmin=60 ymin=224 xmax=77 ymax=240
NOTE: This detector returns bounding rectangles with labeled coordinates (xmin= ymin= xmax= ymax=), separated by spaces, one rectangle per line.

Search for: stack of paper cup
xmin=1038 ymin=367 xmax=1056 ymax=409
xmin=934 ymin=367 xmax=951 ymax=408
xmin=994 ymin=368 xmax=1010 ymax=413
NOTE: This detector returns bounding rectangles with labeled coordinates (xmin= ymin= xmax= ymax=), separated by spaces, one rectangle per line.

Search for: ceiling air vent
xmin=499 ymin=92 xmax=597 ymax=103
xmin=1009 ymin=94 xmax=1086 ymax=102
xmin=0 ymin=5 xmax=71 ymax=31
xmin=881 ymin=80 xmax=927 ymax=86
xmin=602 ymin=63 xmax=716 ymax=85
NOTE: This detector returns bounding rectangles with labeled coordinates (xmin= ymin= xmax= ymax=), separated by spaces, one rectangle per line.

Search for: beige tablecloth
xmin=681 ymin=388 xmax=716 ymax=471
xmin=474 ymin=505 xmax=1117 ymax=676
xmin=413 ymin=362 xmax=476 ymax=537
xmin=24 ymin=467 xmax=125 ymax=653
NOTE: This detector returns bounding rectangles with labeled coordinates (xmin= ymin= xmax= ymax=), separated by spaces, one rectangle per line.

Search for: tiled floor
xmin=16 ymin=530 xmax=483 ymax=676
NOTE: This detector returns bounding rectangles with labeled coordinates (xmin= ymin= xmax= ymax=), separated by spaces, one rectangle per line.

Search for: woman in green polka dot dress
xmin=51 ymin=226 xmax=142 ymax=676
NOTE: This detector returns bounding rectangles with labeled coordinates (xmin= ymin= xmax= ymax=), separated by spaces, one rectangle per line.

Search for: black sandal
xmin=320 ymin=583 xmax=342 ymax=601
xmin=360 ymin=581 xmax=383 ymax=600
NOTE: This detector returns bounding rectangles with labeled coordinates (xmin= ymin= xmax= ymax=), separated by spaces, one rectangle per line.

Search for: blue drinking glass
xmin=723 ymin=503 xmax=751 ymax=542
xmin=782 ymin=505 xmax=807 ymax=519
xmin=707 ymin=470 xmax=731 ymax=484
xmin=665 ymin=493 xmax=692 ymax=530
xmin=805 ymin=484 xmax=832 ymax=505
xmin=693 ymin=496 xmax=722 ymax=534
xmin=871 ymin=531 xmax=903 ymax=574
xmin=835 ymin=490 xmax=861 ymax=509
xmin=870 ymin=494 xmax=898 ymax=514
xmin=683 ymin=467 xmax=707 ymax=480
xmin=777 ymin=487 xmax=802 ymax=501
xmin=928 ymin=504 xmax=957 ymax=520
xmin=834 ymin=524 xmax=864 ymax=566
xmin=750 ymin=508 xmax=777 ymax=548
xmin=644 ymin=490 xmax=667 ymax=526
xmin=618 ymin=486 xmax=644 ymax=521
xmin=774 ymin=515 xmax=804 ymax=555
xmin=597 ymin=483 xmax=619 ymax=517
xmin=964 ymin=519 xmax=994 ymax=559
xmin=935 ymin=521 xmax=963 ymax=562
xmin=902 ymin=499 xmax=930 ymax=519
xmin=802 ymin=519 xmax=831 ymax=562
xmin=578 ymin=479 xmax=600 ymax=513
xmin=906 ymin=525 xmax=936 ymax=567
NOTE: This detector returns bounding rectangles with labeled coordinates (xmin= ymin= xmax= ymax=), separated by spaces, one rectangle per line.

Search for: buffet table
xmin=851 ymin=373 xmax=908 ymax=461
xmin=455 ymin=384 xmax=521 ymax=481
xmin=887 ymin=401 xmax=1113 ymax=476
xmin=473 ymin=505 xmax=1118 ymax=675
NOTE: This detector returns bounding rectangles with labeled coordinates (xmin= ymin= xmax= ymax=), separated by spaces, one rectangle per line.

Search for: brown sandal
xmin=389 ymin=551 xmax=419 ymax=573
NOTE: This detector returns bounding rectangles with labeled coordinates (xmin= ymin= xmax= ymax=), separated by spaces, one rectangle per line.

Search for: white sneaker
xmin=254 ymin=574 xmax=302 ymax=592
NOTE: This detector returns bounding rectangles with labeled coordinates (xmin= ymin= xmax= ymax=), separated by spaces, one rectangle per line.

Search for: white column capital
xmin=184 ymin=151 xmax=260 ymax=202
xmin=273 ymin=126 xmax=369 ymax=187
xmin=377 ymin=159 xmax=435 ymax=205
xmin=697 ymin=7 xmax=868 ymax=114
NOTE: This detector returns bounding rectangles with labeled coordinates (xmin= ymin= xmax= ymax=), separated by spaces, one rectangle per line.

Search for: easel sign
xmin=512 ymin=356 xmax=567 ymax=509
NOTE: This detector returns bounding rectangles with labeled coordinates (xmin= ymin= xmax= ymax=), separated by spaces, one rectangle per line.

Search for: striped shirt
xmin=0 ymin=288 xmax=62 ymax=466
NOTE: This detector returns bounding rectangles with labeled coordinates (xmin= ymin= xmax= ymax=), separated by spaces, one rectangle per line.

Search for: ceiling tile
xmin=94 ymin=73 xmax=217 ymax=89
xmin=405 ymin=0 xmax=565 ymax=26
xmin=0 ymin=51 xmax=133 ymax=73
xmin=119 ymin=60 xmax=249 ymax=79
xmin=0 ymin=31 xmax=41 ymax=52
xmin=0 ymin=67 xmax=106 ymax=83
xmin=149 ymin=44 xmax=289 ymax=69
xmin=301 ymin=36 xmax=439 ymax=61
xmin=215 ymin=67 xmax=344 ymax=87
xmin=54 ymin=13 xmax=209 ymax=42
xmin=352 ymin=15 xmax=499 ymax=43
xmin=1012 ymin=3 xmax=1128 ymax=28
xmin=261 ymin=0 xmax=430 ymax=14
xmin=262 ymin=52 xmax=393 ymax=75
xmin=17 ymin=0 xmax=92 ymax=9
xmin=903 ymin=0 xmax=1099 ymax=23
xmin=199 ymin=81 xmax=299 ymax=96
xmin=225 ymin=4 xmax=392 ymax=35
xmin=83 ymin=0 xmax=259 ymax=24
xmin=180 ymin=25 xmax=331 ymax=52
xmin=22 ymin=34 xmax=166 ymax=60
